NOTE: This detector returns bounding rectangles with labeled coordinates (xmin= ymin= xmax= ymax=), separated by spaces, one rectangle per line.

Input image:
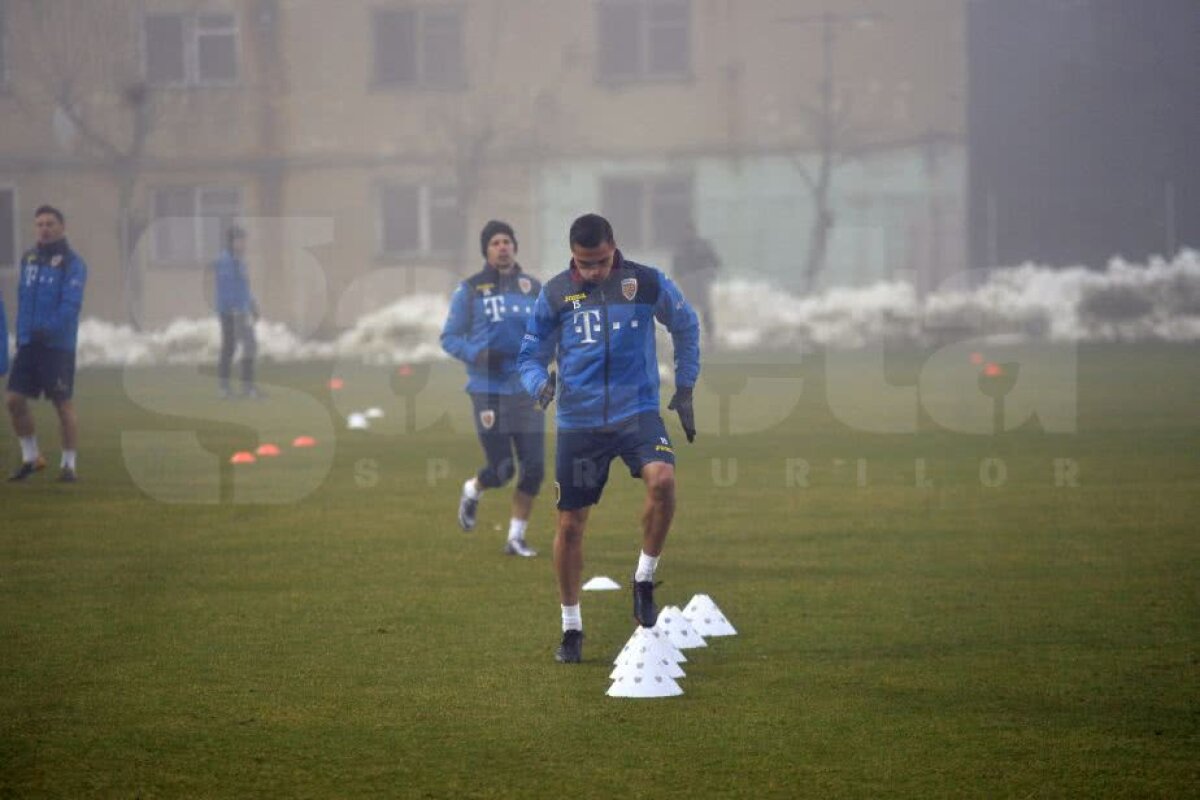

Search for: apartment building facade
xmin=0 ymin=0 xmax=965 ymax=331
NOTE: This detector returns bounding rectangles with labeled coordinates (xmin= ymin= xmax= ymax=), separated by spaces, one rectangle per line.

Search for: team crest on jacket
xmin=518 ymin=276 xmax=532 ymax=294
xmin=621 ymin=277 xmax=637 ymax=301
xmin=50 ymin=255 xmax=63 ymax=267
xmin=479 ymin=409 xmax=496 ymax=430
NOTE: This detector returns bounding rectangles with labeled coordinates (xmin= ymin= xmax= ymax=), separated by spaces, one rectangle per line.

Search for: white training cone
xmin=347 ymin=412 xmax=369 ymax=430
xmin=606 ymin=672 xmax=683 ymax=698
xmin=582 ymin=576 xmax=621 ymax=591
xmin=365 ymin=407 xmax=385 ymax=419
xmin=653 ymin=605 xmax=707 ymax=649
xmin=619 ymin=633 xmax=686 ymax=671
xmin=611 ymin=648 xmax=685 ymax=680
xmin=628 ymin=625 xmax=687 ymax=663
xmin=682 ymin=594 xmax=738 ymax=637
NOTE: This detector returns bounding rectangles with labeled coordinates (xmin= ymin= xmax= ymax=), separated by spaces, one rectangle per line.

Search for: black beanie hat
xmin=480 ymin=220 xmax=517 ymax=258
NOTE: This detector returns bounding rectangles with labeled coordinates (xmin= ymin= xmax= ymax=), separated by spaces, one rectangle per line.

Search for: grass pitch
xmin=1 ymin=345 xmax=1197 ymax=798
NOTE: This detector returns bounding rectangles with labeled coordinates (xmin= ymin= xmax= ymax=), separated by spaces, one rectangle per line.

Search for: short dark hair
xmin=34 ymin=205 xmax=64 ymax=224
xmin=226 ymin=225 xmax=247 ymax=248
xmin=569 ymin=213 xmax=614 ymax=249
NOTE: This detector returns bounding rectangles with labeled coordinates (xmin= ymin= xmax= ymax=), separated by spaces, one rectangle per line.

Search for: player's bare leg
xmin=6 ymin=392 xmax=45 ymax=480
xmin=52 ymin=398 xmax=78 ymax=481
xmin=554 ymin=507 xmax=589 ymax=662
xmin=633 ymin=461 xmax=675 ymax=626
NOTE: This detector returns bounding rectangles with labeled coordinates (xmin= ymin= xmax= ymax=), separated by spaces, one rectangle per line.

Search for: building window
xmin=380 ymin=184 xmax=460 ymax=257
xmin=151 ymin=186 xmax=242 ymax=265
xmin=373 ymin=7 xmax=465 ymax=89
xmin=596 ymin=0 xmax=690 ymax=84
xmin=601 ymin=175 xmax=692 ymax=251
xmin=0 ymin=187 xmax=15 ymax=269
xmin=145 ymin=12 xmax=239 ymax=86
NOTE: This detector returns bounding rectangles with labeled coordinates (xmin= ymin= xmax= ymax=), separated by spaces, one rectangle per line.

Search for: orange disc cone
xmin=983 ymin=362 xmax=1004 ymax=377
xmin=292 ymin=436 xmax=317 ymax=448
xmin=230 ymin=451 xmax=257 ymax=464
xmin=256 ymin=444 xmax=281 ymax=457
xmin=328 ymin=378 xmax=344 ymax=390
xmin=969 ymin=352 xmax=984 ymax=365
xmin=397 ymin=365 xmax=413 ymax=377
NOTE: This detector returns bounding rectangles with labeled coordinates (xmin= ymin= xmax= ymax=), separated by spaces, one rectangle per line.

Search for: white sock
xmin=19 ymin=436 xmax=39 ymax=463
xmin=61 ymin=450 xmax=77 ymax=470
xmin=463 ymin=478 xmax=481 ymax=500
xmin=508 ymin=518 xmax=527 ymax=542
xmin=561 ymin=604 xmax=582 ymax=632
xmin=635 ymin=550 xmax=659 ymax=583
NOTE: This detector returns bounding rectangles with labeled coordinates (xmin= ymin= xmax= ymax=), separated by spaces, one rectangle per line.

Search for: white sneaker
xmin=504 ymin=538 xmax=537 ymax=557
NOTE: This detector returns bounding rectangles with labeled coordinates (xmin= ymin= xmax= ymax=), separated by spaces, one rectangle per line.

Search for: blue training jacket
xmin=0 ymin=284 xmax=8 ymax=375
xmin=212 ymin=251 xmax=258 ymax=315
xmin=518 ymin=251 xmax=700 ymax=430
xmin=15 ymin=240 xmax=88 ymax=351
xmin=441 ymin=264 xmax=543 ymax=395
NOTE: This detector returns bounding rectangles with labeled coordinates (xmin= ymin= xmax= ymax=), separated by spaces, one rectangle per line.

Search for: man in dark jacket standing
xmin=441 ymin=220 xmax=545 ymax=557
xmin=6 ymin=205 xmax=88 ymax=482
xmin=212 ymin=226 xmax=260 ymax=398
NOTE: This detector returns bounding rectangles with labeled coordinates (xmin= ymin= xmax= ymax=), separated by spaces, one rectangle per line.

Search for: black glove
xmin=668 ymin=386 xmax=695 ymax=443
xmin=536 ymin=371 xmax=557 ymax=410
xmin=473 ymin=349 xmax=508 ymax=372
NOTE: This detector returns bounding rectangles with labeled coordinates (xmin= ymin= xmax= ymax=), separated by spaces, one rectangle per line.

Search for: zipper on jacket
xmin=599 ymin=286 xmax=610 ymax=425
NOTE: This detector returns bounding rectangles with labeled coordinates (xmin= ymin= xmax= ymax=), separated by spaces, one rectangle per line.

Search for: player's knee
xmin=517 ymin=464 xmax=544 ymax=495
xmin=494 ymin=458 xmax=516 ymax=486
xmin=646 ymin=469 xmax=675 ymax=502
xmin=557 ymin=513 xmax=586 ymax=541
xmin=6 ymin=392 xmax=26 ymax=416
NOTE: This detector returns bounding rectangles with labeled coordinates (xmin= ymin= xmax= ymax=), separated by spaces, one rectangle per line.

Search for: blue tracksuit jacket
xmin=15 ymin=240 xmax=88 ymax=351
xmin=518 ymin=251 xmax=701 ymax=430
xmin=212 ymin=251 xmax=258 ymax=315
xmin=441 ymin=264 xmax=543 ymax=395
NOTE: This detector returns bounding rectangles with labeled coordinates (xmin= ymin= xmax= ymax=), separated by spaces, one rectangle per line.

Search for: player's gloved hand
xmin=536 ymin=371 xmax=557 ymax=410
xmin=668 ymin=386 xmax=696 ymax=443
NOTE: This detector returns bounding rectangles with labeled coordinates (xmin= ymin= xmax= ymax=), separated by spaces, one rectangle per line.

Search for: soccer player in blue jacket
xmin=518 ymin=213 xmax=700 ymax=663
xmin=6 ymin=205 xmax=88 ymax=482
xmin=212 ymin=226 xmax=260 ymax=398
xmin=441 ymin=221 xmax=545 ymax=557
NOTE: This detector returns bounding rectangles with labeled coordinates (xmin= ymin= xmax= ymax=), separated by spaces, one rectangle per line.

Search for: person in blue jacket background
xmin=518 ymin=213 xmax=700 ymax=663
xmin=6 ymin=205 xmax=88 ymax=482
xmin=441 ymin=220 xmax=544 ymax=558
xmin=212 ymin=226 xmax=260 ymax=398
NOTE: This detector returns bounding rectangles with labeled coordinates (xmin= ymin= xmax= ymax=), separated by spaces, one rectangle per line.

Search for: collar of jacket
xmin=36 ymin=238 xmax=71 ymax=264
xmin=569 ymin=248 xmax=625 ymax=287
xmin=483 ymin=262 xmax=522 ymax=281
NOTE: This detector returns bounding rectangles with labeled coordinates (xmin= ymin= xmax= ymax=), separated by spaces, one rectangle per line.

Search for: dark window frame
xmin=595 ymin=0 xmax=692 ymax=86
xmin=149 ymin=185 xmax=244 ymax=268
xmin=601 ymin=174 xmax=694 ymax=252
xmin=371 ymin=5 xmax=467 ymax=91
xmin=0 ymin=184 xmax=17 ymax=270
xmin=143 ymin=10 xmax=240 ymax=88
xmin=377 ymin=181 xmax=462 ymax=260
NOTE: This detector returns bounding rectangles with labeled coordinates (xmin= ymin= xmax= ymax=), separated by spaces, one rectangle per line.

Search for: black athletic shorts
xmin=7 ymin=343 xmax=76 ymax=401
xmin=555 ymin=411 xmax=674 ymax=510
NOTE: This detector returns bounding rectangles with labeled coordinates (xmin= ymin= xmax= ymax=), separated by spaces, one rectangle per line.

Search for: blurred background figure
xmin=671 ymin=219 xmax=721 ymax=347
xmin=212 ymin=226 xmax=260 ymax=399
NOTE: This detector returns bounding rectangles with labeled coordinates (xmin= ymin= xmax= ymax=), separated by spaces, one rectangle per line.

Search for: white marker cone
xmin=582 ymin=576 xmax=621 ymax=591
xmin=365 ymin=407 xmax=385 ymax=419
xmin=682 ymin=594 xmax=738 ymax=637
xmin=606 ymin=672 xmax=683 ymax=698
xmin=653 ymin=605 xmax=707 ymax=649
xmin=614 ymin=629 xmax=687 ymax=672
xmin=628 ymin=626 xmax=687 ymax=663
xmin=610 ymin=651 xmax=685 ymax=680
xmin=347 ymin=412 xmax=369 ymax=430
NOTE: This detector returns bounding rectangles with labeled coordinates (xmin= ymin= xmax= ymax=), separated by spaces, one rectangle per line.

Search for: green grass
xmin=1 ymin=344 xmax=1198 ymax=798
